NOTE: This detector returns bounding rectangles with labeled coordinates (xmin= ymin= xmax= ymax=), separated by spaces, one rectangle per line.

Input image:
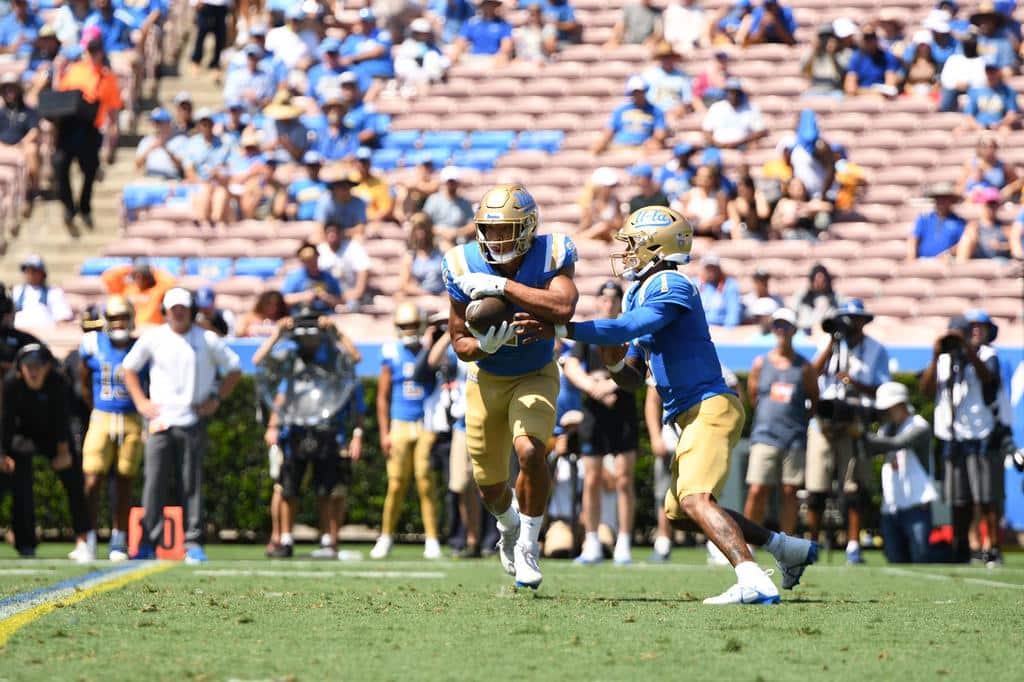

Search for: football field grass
xmin=1 ymin=544 xmax=1023 ymax=681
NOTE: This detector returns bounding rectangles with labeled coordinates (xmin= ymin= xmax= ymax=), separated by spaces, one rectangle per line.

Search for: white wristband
xmin=607 ymin=359 xmax=626 ymax=373
xmin=554 ymin=324 xmax=567 ymax=339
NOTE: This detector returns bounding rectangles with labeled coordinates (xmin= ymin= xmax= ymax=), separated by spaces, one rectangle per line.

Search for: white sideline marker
xmin=193 ymin=569 xmax=446 ymax=579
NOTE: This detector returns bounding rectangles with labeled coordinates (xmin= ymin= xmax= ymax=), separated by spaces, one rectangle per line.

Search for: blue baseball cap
xmin=302 ymin=150 xmax=324 ymax=165
xmin=359 ymin=8 xmax=375 ymax=21
xmin=701 ymin=147 xmax=723 ymax=167
xmin=673 ymin=142 xmax=696 ymax=157
xmin=835 ymin=299 xmax=874 ymax=320
xmin=226 ymin=98 xmax=245 ymax=110
xmin=194 ymin=287 xmax=216 ymax=309
xmin=319 ymin=37 xmax=341 ymax=56
xmin=964 ymin=308 xmax=999 ymax=341
xmin=243 ymin=44 xmax=264 ymax=58
xmin=149 ymin=107 xmax=172 ymax=123
xmin=355 ymin=146 xmax=373 ymax=161
xmin=628 ymin=163 xmax=653 ymax=178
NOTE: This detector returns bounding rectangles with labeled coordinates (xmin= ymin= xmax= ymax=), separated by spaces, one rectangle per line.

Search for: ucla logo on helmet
xmin=484 ymin=212 xmax=503 ymax=219
xmin=512 ymin=189 xmax=535 ymax=210
xmin=633 ymin=207 xmax=672 ymax=229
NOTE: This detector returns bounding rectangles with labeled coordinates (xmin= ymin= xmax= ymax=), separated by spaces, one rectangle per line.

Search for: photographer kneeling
xmin=921 ymin=311 xmax=1001 ymax=565
xmin=807 ymin=300 xmax=890 ymax=564
xmin=255 ymin=306 xmax=363 ymax=559
xmin=863 ymin=383 xmax=938 ymax=564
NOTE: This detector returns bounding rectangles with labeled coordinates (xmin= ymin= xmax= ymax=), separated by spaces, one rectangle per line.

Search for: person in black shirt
xmin=0 ymin=344 xmax=92 ymax=560
xmin=0 ymin=284 xmax=40 ymax=373
xmin=627 ymin=163 xmax=670 ymax=213
xmin=561 ymin=281 xmax=641 ymax=565
xmin=0 ymin=72 xmax=41 ymax=217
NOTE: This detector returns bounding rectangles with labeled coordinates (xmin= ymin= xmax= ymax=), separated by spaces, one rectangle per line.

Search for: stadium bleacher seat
xmin=233 ymin=258 xmax=284 ymax=279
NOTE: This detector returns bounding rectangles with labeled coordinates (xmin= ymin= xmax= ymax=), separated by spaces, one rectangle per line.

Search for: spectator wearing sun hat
xmin=702 ymin=78 xmax=766 ymax=149
xmin=315 ymin=167 xmax=368 ymax=236
xmin=641 ymin=41 xmax=693 ymax=121
xmin=0 ymin=71 xmax=40 ymax=213
xmin=971 ymin=0 xmax=1018 ymax=74
xmin=262 ymin=91 xmax=311 ymax=164
xmin=592 ymin=76 xmax=667 ymax=154
xmin=957 ymin=185 xmax=1013 ymax=260
xmin=962 ymin=60 xmax=1020 ymax=132
xmin=135 ymin=108 xmax=187 ymax=180
xmin=11 ymin=255 xmax=72 ymax=329
xmin=908 ymin=182 xmax=966 ymax=260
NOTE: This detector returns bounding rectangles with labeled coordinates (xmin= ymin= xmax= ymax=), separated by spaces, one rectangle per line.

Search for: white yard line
xmin=0 ymin=569 xmax=57 ymax=576
xmin=193 ymin=569 xmax=446 ymax=579
xmin=881 ymin=566 xmax=1024 ymax=590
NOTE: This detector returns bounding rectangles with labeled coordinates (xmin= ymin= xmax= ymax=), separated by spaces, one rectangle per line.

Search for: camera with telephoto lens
xmin=821 ymin=313 xmax=852 ymax=338
xmin=938 ymin=332 xmax=963 ymax=354
xmin=815 ymin=398 xmax=861 ymax=423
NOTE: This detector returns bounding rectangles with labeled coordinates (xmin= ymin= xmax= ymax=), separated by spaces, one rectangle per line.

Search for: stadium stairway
xmin=0 ymin=41 xmax=226 ymax=290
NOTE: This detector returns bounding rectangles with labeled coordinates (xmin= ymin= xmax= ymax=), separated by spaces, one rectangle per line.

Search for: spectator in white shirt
xmin=663 ymin=0 xmax=708 ymax=53
xmin=939 ymin=32 xmax=986 ymax=112
xmin=317 ymin=222 xmax=371 ymax=310
xmin=122 ymin=288 xmax=241 ymax=564
xmin=702 ymin=78 xmax=767 ymax=149
xmin=12 ymin=254 xmax=73 ymax=329
xmin=642 ymin=41 xmax=694 ymax=122
xmin=266 ymin=6 xmax=312 ymax=70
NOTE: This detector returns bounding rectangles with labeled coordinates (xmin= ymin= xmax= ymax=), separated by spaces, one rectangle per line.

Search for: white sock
xmin=495 ymin=504 xmax=520 ymax=533
xmin=765 ymin=531 xmax=784 ymax=560
xmin=616 ymin=532 xmax=631 ymax=550
xmin=86 ymin=530 xmax=97 ymax=550
xmin=110 ymin=529 xmax=127 ymax=547
xmin=846 ymin=540 xmax=860 ymax=552
xmin=654 ymin=535 xmax=672 ymax=555
xmin=519 ymin=514 xmax=543 ymax=547
xmin=376 ymin=534 xmax=392 ymax=544
xmin=734 ymin=560 xmax=765 ymax=585
xmin=320 ymin=533 xmax=333 ymax=547
xmin=584 ymin=531 xmax=600 ymax=547
xmin=280 ymin=533 xmax=294 ymax=546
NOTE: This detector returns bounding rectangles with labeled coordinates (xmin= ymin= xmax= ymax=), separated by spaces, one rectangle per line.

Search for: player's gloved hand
xmin=457 ymin=273 xmax=508 ymax=300
xmin=469 ymin=320 xmax=515 ymax=354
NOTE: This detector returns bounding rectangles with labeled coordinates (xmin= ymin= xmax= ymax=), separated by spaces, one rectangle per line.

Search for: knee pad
xmin=808 ymin=492 xmax=828 ymax=513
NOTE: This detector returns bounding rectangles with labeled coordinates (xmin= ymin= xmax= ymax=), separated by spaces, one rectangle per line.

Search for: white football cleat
xmin=369 ymin=535 xmax=393 ymax=560
xmin=423 ymin=538 xmax=442 ymax=560
xmin=774 ymin=535 xmax=819 ymax=590
xmin=574 ymin=538 xmax=603 ymax=565
xmin=496 ymin=523 xmax=519 ymax=576
xmin=68 ymin=540 xmax=95 ymax=564
xmin=310 ymin=546 xmax=338 ymax=559
xmin=108 ymin=548 xmax=129 ymax=562
xmin=613 ymin=543 xmax=632 ymax=566
xmin=702 ymin=582 xmax=781 ymax=605
xmin=514 ymin=543 xmax=542 ymax=590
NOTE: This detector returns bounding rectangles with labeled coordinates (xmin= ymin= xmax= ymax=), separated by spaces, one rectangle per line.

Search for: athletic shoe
xmin=369 ymin=535 xmax=393 ymax=560
xmin=266 ymin=542 xmax=293 ymax=559
xmin=18 ymin=547 xmax=36 ymax=558
xmin=109 ymin=547 xmax=129 ymax=562
xmin=703 ymin=582 xmax=781 ymax=605
xmin=423 ymin=538 xmax=442 ymax=560
xmin=311 ymin=546 xmax=337 ymax=559
xmin=613 ymin=543 xmax=633 ymax=566
xmin=184 ymin=545 xmax=208 ymax=565
xmin=68 ymin=540 xmax=95 ymax=564
xmin=985 ymin=548 xmax=1004 ymax=568
xmin=131 ymin=543 xmax=156 ymax=560
xmin=513 ymin=543 xmax=542 ymax=590
xmin=648 ymin=549 xmax=671 ymax=563
xmin=453 ymin=544 xmax=481 ymax=559
xmin=496 ymin=523 xmax=519 ymax=576
xmin=337 ymin=549 xmax=363 ymax=561
xmin=970 ymin=550 xmax=986 ymax=565
xmin=845 ymin=546 xmax=864 ymax=565
xmin=574 ymin=539 xmax=603 ymax=565
xmin=773 ymin=535 xmax=819 ymax=590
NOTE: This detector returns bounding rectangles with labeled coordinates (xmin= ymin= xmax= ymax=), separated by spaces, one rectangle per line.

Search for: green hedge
xmin=2 ymin=373 xmax=932 ymax=541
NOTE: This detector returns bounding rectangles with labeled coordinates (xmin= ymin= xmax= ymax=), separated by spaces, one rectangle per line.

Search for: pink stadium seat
xmin=858 ymin=240 xmax=907 ymax=260
xmin=364 ymin=239 xmax=407 ymax=260
xmin=204 ymin=238 xmax=255 ymax=258
xmin=841 ymin=258 xmax=895 ymax=279
xmin=916 ymin=297 xmax=973 ymax=318
xmin=62 ymin=276 xmax=107 ymax=297
xmin=104 ymin=238 xmax=155 ymax=257
xmin=158 ymin=238 xmax=206 ymax=257
xmin=882 ymin=278 xmax=936 ymax=299
xmin=899 ymin=258 xmax=950 ymax=279
xmin=978 ymin=298 xmax=1023 ymax=321
xmin=835 ymin=277 xmax=880 ymax=300
xmin=214 ymin=276 xmax=266 ymax=296
xmin=251 ymin=239 xmax=302 ymax=258
xmin=870 ymin=297 xmax=919 ymax=319
xmin=810 ymin=240 xmax=861 ymax=260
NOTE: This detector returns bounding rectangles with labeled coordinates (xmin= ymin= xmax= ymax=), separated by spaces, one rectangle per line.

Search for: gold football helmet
xmin=394 ymin=301 xmax=425 ymax=344
xmin=103 ymin=295 xmax=135 ymax=329
xmin=610 ymin=206 xmax=693 ymax=280
xmin=474 ymin=184 xmax=539 ymax=264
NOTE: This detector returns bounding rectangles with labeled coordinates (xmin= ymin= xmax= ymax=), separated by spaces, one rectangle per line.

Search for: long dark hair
xmin=799 ymin=263 xmax=835 ymax=307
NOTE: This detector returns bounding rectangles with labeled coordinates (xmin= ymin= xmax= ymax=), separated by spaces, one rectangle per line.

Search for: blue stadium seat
xmin=381 ymin=130 xmax=421 ymax=150
xmin=451 ymin=148 xmax=504 ymax=171
xmin=372 ymin=148 xmax=403 ymax=171
xmin=414 ymin=147 xmax=455 ymax=167
xmin=80 ymin=257 xmax=130 ymax=276
xmin=517 ymin=130 xmax=565 ymax=153
xmin=149 ymin=257 xmax=183 ymax=276
xmin=122 ymin=184 xmax=170 ymax=213
xmin=421 ymin=131 xmax=467 ymax=149
xmin=234 ymin=257 xmax=283 ymax=279
xmin=469 ymin=131 xmax=517 ymax=152
xmin=185 ymin=257 xmax=234 ymax=281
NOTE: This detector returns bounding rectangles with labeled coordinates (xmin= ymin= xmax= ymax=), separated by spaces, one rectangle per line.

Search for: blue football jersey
xmin=442 ymin=233 xmax=577 ymax=377
xmin=381 ymin=341 xmax=435 ymax=422
xmin=80 ymin=332 xmax=138 ymax=414
xmin=624 ymin=269 xmax=732 ymax=422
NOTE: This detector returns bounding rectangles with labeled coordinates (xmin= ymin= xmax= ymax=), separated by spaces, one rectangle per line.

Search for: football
xmin=465 ymin=296 xmax=514 ymax=332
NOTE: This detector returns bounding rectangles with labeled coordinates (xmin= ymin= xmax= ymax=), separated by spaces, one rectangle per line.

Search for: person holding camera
xmin=862 ymin=382 xmax=938 ymax=564
xmin=255 ymin=306 xmax=364 ymax=560
xmin=123 ymin=288 xmax=241 ymax=563
xmin=807 ymin=299 xmax=890 ymax=564
xmin=921 ymin=310 xmax=1003 ymax=565
xmin=370 ymin=303 xmax=442 ymax=560
xmin=1 ymin=343 xmax=92 ymax=559
xmin=802 ymin=24 xmax=846 ymax=97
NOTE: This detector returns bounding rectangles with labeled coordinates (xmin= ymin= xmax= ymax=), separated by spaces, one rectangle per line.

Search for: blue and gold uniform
xmin=443 ymin=231 xmax=577 ymax=486
xmin=379 ymin=303 xmax=440 ymax=539
xmin=80 ymin=331 xmax=144 ymax=477
xmin=571 ymin=206 xmax=744 ymax=519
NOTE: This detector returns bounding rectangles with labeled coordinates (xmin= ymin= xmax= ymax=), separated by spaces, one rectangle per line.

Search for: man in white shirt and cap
xmin=12 ymin=254 xmax=73 ymax=329
xmin=123 ymin=288 xmax=241 ymax=563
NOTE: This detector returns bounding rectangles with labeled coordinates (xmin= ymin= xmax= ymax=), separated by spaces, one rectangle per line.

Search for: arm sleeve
xmin=121 ymin=334 xmax=152 ymax=373
xmin=441 ymin=253 xmax=470 ymax=304
xmin=572 ymin=301 xmax=680 ymax=346
xmin=864 ymin=420 xmax=931 ymax=455
xmin=912 ymin=215 xmax=926 ymax=239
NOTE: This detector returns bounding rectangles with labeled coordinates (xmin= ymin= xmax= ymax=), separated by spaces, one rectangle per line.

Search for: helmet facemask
xmin=610 ymin=234 xmax=659 ymax=281
xmin=477 ymin=218 xmax=536 ymax=265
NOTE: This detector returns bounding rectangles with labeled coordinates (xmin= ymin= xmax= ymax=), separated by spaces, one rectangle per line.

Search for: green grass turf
xmin=2 ymin=544 xmax=1024 ymax=681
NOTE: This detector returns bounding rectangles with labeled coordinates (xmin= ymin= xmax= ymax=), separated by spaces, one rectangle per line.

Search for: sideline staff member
xmin=54 ymin=35 xmax=122 ymax=228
